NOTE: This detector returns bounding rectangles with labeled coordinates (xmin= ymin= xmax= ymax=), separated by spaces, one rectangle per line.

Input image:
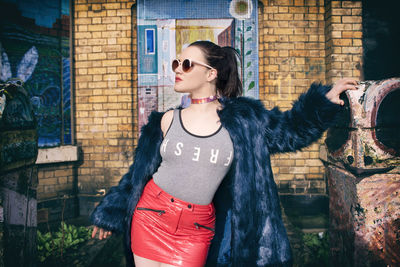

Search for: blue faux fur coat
xmin=90 ymin=83 xmax=342 ymax=266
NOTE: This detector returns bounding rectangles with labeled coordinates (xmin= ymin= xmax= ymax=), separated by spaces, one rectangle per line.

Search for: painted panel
xmin=235 ymin=18 xmax=258 ymax=99
xmin=138 ymin=86 xmax=157 ymax=131
xmin=138 ymin=0 xmax=237 ymax=20
xmin=136 ymin=0 xmax=259 ymax=128
xmin=138 ymin=22 xmax=159 ymax=129
xmin=0 ymin=0 xmax=72 ymax=147
xmin=156 ymin=19 xmax=179 ymax=112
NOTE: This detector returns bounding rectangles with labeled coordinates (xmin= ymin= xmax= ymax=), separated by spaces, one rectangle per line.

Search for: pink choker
xmin=190 ymin=95 xmax=217 ymax=104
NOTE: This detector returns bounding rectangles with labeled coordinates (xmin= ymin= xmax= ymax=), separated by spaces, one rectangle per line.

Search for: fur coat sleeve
xmin=263 ymin=83 xmax=342 ymax=153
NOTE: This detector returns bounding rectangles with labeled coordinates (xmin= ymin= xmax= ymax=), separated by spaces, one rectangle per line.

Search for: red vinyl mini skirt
xmin=130 ymin=178 xmax=216 ymax=267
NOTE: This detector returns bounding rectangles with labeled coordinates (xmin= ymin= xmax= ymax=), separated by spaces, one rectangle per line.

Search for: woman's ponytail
xmin=219 ymin=46 xmax=242 ymax=98
xmin=189 ymin=41 xmax=243 ymax=98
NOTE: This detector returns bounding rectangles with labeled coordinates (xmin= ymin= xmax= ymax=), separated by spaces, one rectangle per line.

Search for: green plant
xmin=37 ymin=222 xmax=92 ymax=263
xmin=298 ymin=231 xmax=330 ymax=267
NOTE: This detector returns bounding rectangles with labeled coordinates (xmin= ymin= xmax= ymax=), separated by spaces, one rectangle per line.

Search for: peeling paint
xmin=324 ymin=78 xmax=400 ymax=266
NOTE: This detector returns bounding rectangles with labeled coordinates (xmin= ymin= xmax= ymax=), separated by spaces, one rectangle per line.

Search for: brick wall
xmin=37 ymin=163 xmax=78 ymax=222
xmin=258 ymin=0 xmax=362 ymax=194
xmin=37 ymin=0 xmax=138 ymax=220
xmin=37 ymin=163 xmax=76 ymax=199
xmin=74 ymin=0 xmax=137 ymax=197
xmin=325 ymin=0 xmax=363 ymax=83
xmin=37 ymin=0 xmax=363 ymax=215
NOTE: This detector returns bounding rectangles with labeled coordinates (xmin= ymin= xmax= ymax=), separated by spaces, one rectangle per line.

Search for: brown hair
xmin=189 ymin=41 xmax=243 ymax=98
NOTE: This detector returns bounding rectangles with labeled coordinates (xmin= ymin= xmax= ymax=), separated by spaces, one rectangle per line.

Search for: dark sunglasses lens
xmin=172 ymin=59 xmax=179 ymax=71
xmin=182 ymin=59 xmax=192 ymax=72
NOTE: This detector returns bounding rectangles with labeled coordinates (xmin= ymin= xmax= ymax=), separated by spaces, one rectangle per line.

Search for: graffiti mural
xmin=0 ymin=0 xmax=72 ymax=147
xmin=136 ymin=0 xmax=258 ymax=129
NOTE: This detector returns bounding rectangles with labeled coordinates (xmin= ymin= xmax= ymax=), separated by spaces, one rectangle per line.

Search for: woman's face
xmin=173 ymin=46 xmax=215 ymax=94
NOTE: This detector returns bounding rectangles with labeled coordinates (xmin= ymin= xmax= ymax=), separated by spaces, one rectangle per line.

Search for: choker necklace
xmin=190 ymin=95 xmax=218 ymax=104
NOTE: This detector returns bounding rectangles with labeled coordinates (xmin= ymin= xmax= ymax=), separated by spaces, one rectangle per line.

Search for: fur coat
xmin=90 ymin=83 xmax=342 ymax=266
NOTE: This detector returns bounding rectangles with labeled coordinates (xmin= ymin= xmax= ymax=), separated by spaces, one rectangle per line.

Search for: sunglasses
xmin=172 ymin=58 xmax=214 ymax=73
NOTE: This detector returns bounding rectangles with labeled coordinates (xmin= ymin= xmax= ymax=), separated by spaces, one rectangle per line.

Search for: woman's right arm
xmin=90 ymin=167 xmax=135 ymax=239
xmin=90 ymin=110 xmax=166 ymax=239
xmin=90 ymin=164 xmax=136 ymax=235
xmin=264 ymin=82 xmax=345 ymax=154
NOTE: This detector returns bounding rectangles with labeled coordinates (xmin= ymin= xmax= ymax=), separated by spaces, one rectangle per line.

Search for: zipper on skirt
xmin=194 ymin=222 xmax=215 ymax=232
xmin=136 ymin=207 xmax=166 ymax=216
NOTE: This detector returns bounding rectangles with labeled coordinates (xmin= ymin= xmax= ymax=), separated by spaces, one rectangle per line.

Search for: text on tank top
xmin=152 ymin=108 xmax=234 ymax=205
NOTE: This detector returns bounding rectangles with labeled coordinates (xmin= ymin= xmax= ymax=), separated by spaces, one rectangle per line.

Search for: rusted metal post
xmin=320 ymin=78 xmax=400 ymax=266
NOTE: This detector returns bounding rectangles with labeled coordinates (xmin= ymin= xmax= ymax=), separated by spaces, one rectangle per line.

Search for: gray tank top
xmin=152 ymin=108 xmax=234 ymax=205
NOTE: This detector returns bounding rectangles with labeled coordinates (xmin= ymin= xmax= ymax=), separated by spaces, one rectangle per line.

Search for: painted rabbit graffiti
xmin=0 ymin=45 xmax=39 ymax=83
xmin=1 ymin=44 xmax=61 ymax=111
xmin=0 ymin=45 xmax=39 ymax=118
xmin=0 ymin=42 xmax=68 ymax=146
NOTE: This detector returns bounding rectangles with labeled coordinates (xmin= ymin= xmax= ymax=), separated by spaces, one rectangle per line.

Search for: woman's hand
xmin=325 ymin=78 xmax=358 ymax=106
xmin=91 ymin=226 xmax=112 ymax=240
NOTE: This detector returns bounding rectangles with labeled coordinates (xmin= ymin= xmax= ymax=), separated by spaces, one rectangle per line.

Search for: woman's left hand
xmin=325 ymin=78 xmax=358 ymax=106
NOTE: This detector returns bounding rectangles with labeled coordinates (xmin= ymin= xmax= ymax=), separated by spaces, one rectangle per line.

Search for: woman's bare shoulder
xmin=161 ymin=109 xmax=174 ymax=137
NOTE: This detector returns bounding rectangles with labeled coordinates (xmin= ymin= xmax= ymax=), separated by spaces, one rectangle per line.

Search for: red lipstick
xmin=175 ymin=77 xmax=182 ymax=82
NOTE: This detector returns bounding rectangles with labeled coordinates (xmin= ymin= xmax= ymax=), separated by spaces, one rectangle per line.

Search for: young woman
xmin=90 ymin=41 xmax=358 ymax=267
